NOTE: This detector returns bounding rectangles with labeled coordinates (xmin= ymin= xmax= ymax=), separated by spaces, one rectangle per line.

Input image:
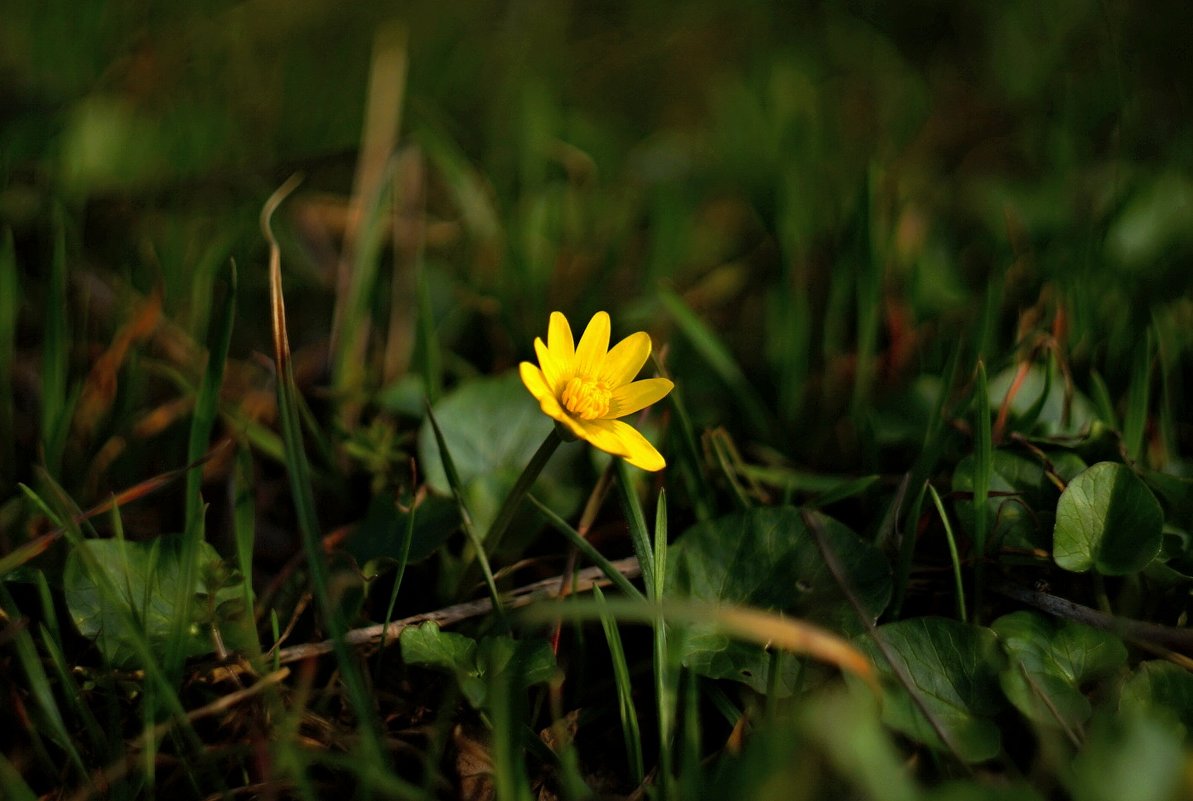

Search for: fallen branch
xmin=990 ymin=577 xmax=1193 ymax=654
xmin=210 ymin=556 xmax=641 ymax=678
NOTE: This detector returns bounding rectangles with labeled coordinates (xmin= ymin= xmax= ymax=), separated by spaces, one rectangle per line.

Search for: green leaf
xmin=856 ymin=617 xmax=1006 ymax=763
xmin=987 ymin=363 xmax=1097 ymax=437
xmin=1053 ymin=462 xmax=1164 ymax=575
xmin=1069 ymin=708 xmax=1185 ymax=801
xmin=1119 ymin=660 xmax=1193 ymax=738
xmin=346 ymin=492 xmax=459 ymax=567
xmin=666 ymin=506 xmax=891 ymax=693
xmin=476 ymin=634 xmax=557 ymax=689
xmin=927 ymin=783 xmax=1046 ymax=801
xmin=64 ymin=536 xmax=249 ymax=669
xmin=400 ymin=620 xmax=484 ymax=706
xmin=417 ymin=372 xmax=579 ymax=539
xmin=399 ymin=620 xmax=556 ymax=710
xmin=991 ymin=611 xmax=1126 ymax=730
xmin=954 ymin=451 xmax=1060 ymax=551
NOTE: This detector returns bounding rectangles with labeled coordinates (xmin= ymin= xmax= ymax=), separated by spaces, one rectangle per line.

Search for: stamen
xmin=561 ymin=375 xmax=611 ymax=420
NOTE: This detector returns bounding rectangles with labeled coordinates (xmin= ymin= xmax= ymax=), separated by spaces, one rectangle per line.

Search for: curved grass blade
xmin=927 ymin=484 xmax=967 ymax=623
xmin=523 ymin=597 xmax=878 ymax=693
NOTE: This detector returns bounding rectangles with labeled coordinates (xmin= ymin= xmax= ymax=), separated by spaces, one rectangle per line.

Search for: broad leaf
xmin=991 ymin=611 xmax=1126 ymax=730
xmin=953 ymin=450 xmax=1084 ymax=551
xmin=987 ymin=363 xmax=1096 ymax=437
xmin=346 ymin=492 xmax=459 ymax=567
xmin=1069 ymin=708 xmax=1185 ymax=801
xmin=417 ymin=372 xmax=580 ymax=540
xmin=64 ymin=535 xmax=248 ymax=669
xmin=1119 ymin=660 xmax=1193 ymax=738
xmin=399 ymin=620 xmax=555 ymax=709
xmin=1053 ymin=462 xmax=1163 ymax=575
xmin=857 ymin=617 xmax=1006 ymax=763
xmin=666 ymin=506 xmax=891 ymax=693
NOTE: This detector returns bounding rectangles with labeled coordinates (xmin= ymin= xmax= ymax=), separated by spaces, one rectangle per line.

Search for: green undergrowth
xmin=3 ymin=2 xmax=1193 ymax=800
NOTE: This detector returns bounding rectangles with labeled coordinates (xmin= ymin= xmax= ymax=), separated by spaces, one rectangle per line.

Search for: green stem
xmin=486 ymin=430 xmax=561 ymax=549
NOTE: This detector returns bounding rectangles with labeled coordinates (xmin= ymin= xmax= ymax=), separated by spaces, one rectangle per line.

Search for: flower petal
xmin=535 ymin=338 xmax=566 ymax=393
xmin=520 ymin=362 xmax=562 ymax=413
xmin=574 ymin=311 xmax=610 ymax=378
xmin=585 ymin=419 xmax=666 ymax=471
xmin=554 ymin=411 xmax=590 ymax=441
xmin=547 ymin=311 xmax=575 ymax=366
xmin=600 ymin=331 xmax=652 ymax=388
xmin=608 ymin=377 xmax=674 ymax=418
xmin=570 ymin=417 xmax=633 ymax=458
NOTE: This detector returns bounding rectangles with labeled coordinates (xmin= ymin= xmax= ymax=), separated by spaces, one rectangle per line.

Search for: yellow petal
xmin=571 ymin=417 xmax=633 ymax=459
xmin=548 ymin=311 xmax=575 ymax=365
xmin=600 ymin=331 xmax=652 ymax=388
xmin=520 ymin=362 xmax=555 ymax=406
xmin=574 ymin=311 xmax=610 ymax=378
xmin=586 ymin=419 xmax=666 ymax=471
xmin=535 ymin=337 xmax=567 ymax=393
xmin=609 ymin=377 xmax=674 ymax=418
xmin=554 ymin=410 xmax=590 ymax=441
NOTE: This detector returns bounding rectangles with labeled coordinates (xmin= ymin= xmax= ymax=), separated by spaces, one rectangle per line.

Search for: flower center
xmin=561 ymin=375 xmax=611 ymax=420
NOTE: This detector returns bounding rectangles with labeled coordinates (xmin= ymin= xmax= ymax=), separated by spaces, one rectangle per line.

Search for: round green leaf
xmin=666 ymin=506 xmax=891 ymax=693
xmin=992 ymin=611 xmax=1126 ymax=730
xmin=1053 ymin=462 xmax=1163 ymax=575
xmin=1120 ymin=660 xmax=1193 ymax=738
xmin=986 ymin=363 xmax=1097 ymax=437
xmin=856 ymin=617 xmax=1006 ymax=763
xmin=417 ymin=372 xmax=580 ymax=539
xmin=953 ymin=450 xmax=1084 ymax=551
xmin=64 ymin=535 xmax=249 ymax=669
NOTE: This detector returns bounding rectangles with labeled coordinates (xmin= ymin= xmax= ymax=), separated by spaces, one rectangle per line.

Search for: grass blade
xmin=41 ymin=207 xmax=70 ymax=477
xmin=971 ymin=360 xmax=991 ymax=621
xmin=379 ymin=489 xmax=418 ymax=655
xmin=185 ymin=259 xmax=237 ymax=524
xmin=527 ymin=493 xmax=644 ymax=601
xmin=658 ymin=286 xmax=774 ymax=438
xmin=615 ymin=459 xmax=655 ymax=598
xmin=523 ymin=597 xmax=877 ymax=692
xmin=331 ymin=23 xmax=408 ymax=416
xmin=231 ymin=443 xmax=262 ymax=658
xmin=652 ymin=490 xmax=676 ymax=795
xmin=0 ymin=228 xmax=17 ymax=482
xmin=594 ymin=585 xmax=645 ymax=784
xmin=927 ymin=483 xmax=967 ymax=624
xmin=171 ymin=259 xmax=237 ymax=676
xmin=1124 ymin=328 xmax=1153 ymax=464
xmin=0 ymin=751 xmax=38 ymax=801
xmin=424 ymin=402 xmax=506 ymax=622
xmin=0 ymin=585 xmax=90 ymax=783
xmin=261 ymin=175 xmax=393 ymax=780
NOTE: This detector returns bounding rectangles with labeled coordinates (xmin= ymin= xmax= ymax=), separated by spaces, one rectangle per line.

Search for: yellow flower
xmin=520 ymin=311 xmax=674 ymax=471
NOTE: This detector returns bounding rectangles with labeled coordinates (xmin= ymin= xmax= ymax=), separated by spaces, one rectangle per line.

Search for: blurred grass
xmin=3 ymin=1 xmax=1193 ymax=798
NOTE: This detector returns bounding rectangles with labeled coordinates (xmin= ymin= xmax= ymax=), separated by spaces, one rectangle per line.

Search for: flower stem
xmin=487 ymin=430 xmax=562 ymax=550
